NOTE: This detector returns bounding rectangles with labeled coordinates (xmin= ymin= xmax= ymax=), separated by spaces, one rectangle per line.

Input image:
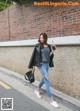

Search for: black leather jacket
xmin=28 ymin=43 xmax=54 ymax=68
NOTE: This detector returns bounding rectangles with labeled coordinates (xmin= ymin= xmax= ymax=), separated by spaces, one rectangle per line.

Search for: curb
xmin=0 ymin=67 xmax=80 ymax=108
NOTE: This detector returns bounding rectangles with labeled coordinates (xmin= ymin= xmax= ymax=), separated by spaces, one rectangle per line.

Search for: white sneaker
xmin=50 ymin=101 xmax=59 ymax=108
xmin=35 ymin=90 xmax=41 ymax=98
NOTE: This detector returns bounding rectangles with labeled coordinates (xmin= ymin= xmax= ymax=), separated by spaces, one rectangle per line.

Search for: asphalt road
xmin=0 ymin=81 xmax=49 ymax=111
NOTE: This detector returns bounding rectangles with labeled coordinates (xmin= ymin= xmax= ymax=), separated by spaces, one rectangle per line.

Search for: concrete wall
xmin=0 ymin=45 xmax=80 ymax=99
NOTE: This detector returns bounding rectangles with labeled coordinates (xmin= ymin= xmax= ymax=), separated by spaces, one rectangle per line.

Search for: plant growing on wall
xmin=12 ymin=0 xmax=33 ymax=5
xmin=0 ymin=0 xmax=12 ymax=11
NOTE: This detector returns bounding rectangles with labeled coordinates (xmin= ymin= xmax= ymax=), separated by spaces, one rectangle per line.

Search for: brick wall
xmin=0 ymin=4 xmax=80 ymax=41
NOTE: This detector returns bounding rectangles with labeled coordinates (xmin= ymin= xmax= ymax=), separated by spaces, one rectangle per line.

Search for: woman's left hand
xmin=50 ymin=45 xmax=56 ymax=55
xmin=51 ymin=45 xmax=56 ymax=51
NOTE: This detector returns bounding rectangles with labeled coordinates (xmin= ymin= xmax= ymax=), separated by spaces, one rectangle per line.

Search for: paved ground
xmin=0 ymin=68 xmax=80 ymax=111
xmin=0 ymin=83 xmax=49 ymax=111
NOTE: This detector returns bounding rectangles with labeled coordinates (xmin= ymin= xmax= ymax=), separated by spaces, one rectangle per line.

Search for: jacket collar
xmin=35 ymin=43 xmax=41 ymax=54
xmin=35 ymin=43 xmax=51 ymax=54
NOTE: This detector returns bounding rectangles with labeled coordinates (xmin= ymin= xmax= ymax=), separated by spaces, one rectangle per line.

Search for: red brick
xmin=0 ymin=4 xmax=80 ymax=42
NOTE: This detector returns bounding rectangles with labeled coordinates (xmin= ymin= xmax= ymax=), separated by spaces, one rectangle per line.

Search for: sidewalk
xmin=0 ymin=67 xmax=80 ymax=111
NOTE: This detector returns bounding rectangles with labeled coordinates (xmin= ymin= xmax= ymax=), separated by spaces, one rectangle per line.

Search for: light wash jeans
xmin=38 ymin=63 xmax=52 ymax=98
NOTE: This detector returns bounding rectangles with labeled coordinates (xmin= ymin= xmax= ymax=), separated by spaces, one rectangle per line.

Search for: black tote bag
xmin=24 ymin=70 xmax=35 ymax=83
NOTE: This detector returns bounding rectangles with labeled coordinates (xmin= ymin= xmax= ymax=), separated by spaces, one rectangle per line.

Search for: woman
xmin=28 ymin=33 xmax=59 ymax=108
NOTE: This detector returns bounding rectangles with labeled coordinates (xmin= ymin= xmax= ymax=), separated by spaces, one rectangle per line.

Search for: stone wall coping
xmin=0 ymin=36 xmax=80 ymax=47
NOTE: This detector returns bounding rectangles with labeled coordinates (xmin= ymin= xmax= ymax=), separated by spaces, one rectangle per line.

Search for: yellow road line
xmin=0 ymin=81 xmax=11 ymax=89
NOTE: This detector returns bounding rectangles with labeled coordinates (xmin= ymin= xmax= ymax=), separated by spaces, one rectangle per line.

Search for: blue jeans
xmin=38 ymin=63 xmax=52 ymax=98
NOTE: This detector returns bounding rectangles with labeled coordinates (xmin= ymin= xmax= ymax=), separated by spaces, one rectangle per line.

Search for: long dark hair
xmin=38 ymin=33 xmax=48 ymax=48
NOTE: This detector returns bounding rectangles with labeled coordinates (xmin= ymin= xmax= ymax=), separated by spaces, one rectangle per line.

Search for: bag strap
xmin=24 ymin=74 xmax=28 ymax=80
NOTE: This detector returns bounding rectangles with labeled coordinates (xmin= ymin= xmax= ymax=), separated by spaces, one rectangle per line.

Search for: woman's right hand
xmin=32 ymin=66 xmax=35 ymax=73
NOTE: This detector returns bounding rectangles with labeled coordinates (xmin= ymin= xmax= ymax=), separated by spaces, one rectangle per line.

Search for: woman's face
xmin=39 ymin=35 xmax=44 ymax=43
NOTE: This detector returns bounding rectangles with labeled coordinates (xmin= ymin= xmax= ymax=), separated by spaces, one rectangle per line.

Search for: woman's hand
xmin=51 ymin=45 xmax=56 ymax=51
xmin=50 ymin=45 xmax=56 ymax=56
xmin=32 ymin=66 xmax=35 ymax=73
